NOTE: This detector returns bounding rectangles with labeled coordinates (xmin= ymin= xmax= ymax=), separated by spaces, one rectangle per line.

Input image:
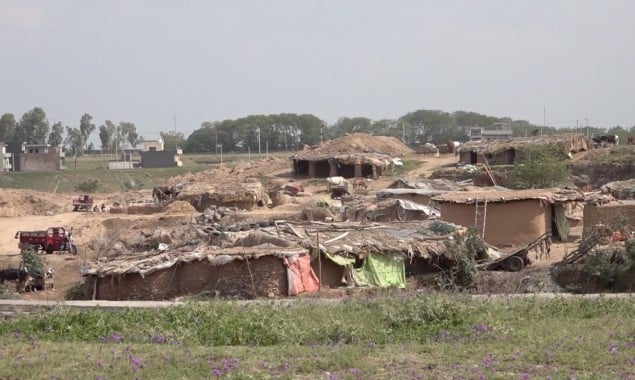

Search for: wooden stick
xmin=317 ymin=229 xmax=321 ymax=292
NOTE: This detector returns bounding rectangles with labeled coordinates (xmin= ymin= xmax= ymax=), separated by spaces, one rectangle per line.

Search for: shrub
xmin=512 ymin=146 xmax=569 ymax=189
xmin=20 ymin=246 xmax=46 ymax=274
xmin=75 ymin=179 xmax=99 ymax=193
xmin=65 ymin=283 xmax=86 ymax=300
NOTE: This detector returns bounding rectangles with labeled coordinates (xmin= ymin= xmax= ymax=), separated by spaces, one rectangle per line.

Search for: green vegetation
xmin=511 ymin=146 xmax=570 ymax=189
xmin=0 ymin=296 xmax=634 ymax=378
xmin=390 ymin=159 xmax=420 ymax=177
xmin=19 ymin=246 xmax=46 ymax=274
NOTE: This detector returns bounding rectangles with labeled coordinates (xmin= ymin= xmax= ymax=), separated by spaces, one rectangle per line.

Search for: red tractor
xmin=15 ymin=227 xmax=77 ymax=254
xmin=72 ymin=195 xmax=94 ymax=211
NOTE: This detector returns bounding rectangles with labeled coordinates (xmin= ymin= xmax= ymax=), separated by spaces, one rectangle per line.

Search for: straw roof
xmin=290 ymin=152 xmax=394 ymax=167
xmin=81 ymin=246 xmax=307 ymax=277
xmin=433 ymin=188 xmax=584 ymax=204
xmin=82 ymin=220 xmax=471 ymax=277
xmin=458 ymin=134 xmax=592 ymax=155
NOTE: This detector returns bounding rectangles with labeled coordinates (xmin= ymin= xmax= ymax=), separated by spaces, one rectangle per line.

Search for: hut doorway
xmin=361 ymin=164 xmax=374 ymax=178
xmin=294 ymin=160 xmax=309 ymax=176
xmin=315 ymin=160 xmax=331 ymax=177
xmin=337 ymin=164 xmax=356 ymax=178
xmin=551 ymin=204 xmax=570 ymax=241
xmin=504 ymin=149 xmax=516 ymax=164
xmin=470 ymin=151 xmax=478 ymax=164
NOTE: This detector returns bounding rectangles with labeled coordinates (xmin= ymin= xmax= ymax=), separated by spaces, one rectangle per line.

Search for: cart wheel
xmin=506 ymin=256 xmax=524 ymax=272
xmin=45 ymin=245 xmax=54 ymax=254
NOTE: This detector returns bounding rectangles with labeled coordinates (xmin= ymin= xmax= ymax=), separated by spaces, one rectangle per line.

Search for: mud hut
xmin=433 ymin=188 xmax=584 ymax=247
xmin=290 ymin=152 xmax=394 ymax=179
xmin=176 ymin=180 xmax=271 ymax=211
xmin=583 ymin=200 xmax=635 ymax=232
xmin=290 ymin=133 xmax=411 ymax=179
xmin=81 ymin=246 xmax=318 ymax=300
xmin=457 ymin=134 xmax=592 ymax=165
xmin=376 ymin=188 xmax=447 ymax=205
xmin=303 ymin=220 xmax=481 ymax=287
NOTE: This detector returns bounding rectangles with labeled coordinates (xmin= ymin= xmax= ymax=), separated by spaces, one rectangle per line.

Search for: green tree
xmin=119 ymin=122 xmax=138 ymax=148
xmin=512 ymin=146 xmax=570 ymax=189
xmin=47 ymin=121 xmax=64 ymax=147
xmin=79 ymin=113 xmax=96 ymax=150
xmin=98 ymin=120 xmax=116 ymax=152
xmin=160 ymin=131 xmax=185 ymax=150
xmin=14 ymin=107 xmax=49 ymax=144
xmin=0 ymin=113 xmax=16 ymax=142
xmin=64 ymin=127 xmax=84 ymax=155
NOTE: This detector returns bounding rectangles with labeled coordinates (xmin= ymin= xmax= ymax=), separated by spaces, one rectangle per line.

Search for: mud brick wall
xmin=85 ymin=255 xmax=288 ymax=300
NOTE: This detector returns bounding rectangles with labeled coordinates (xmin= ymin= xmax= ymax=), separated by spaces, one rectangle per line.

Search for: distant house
xmin=469 ymin=122 xmax=513 ymax=142
xmin=433 ymin=188 xmax=584 ymax=246
xmin=140 ymin=149 xmax=183 ymax=168
xmin=6 ymin=142 xmax=65 ymax=171
xmin=0 ymin=142 xmax=12 ymax=172
xmin=458 ymin=134 xmax=592 ymax=165
xmin=143 ymin=139 xmax=164 ymax=152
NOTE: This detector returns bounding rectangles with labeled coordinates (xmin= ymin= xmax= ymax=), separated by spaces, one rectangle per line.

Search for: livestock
xmin=352 ymin=178 xmax=368 ymax=190
xmin=326 ymin=176 xmax=350 ymax=192
xmin=592 ymin=135 xmax=619 ymax=146
xmin=330 ymin=187 xmax=350 ymax=199
xmin=0 ymin=267 xmax=29 ymax=284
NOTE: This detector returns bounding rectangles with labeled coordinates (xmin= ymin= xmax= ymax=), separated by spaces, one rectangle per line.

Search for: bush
xmin=65 ymin=283 xmax=86 ymax=300
xmin=512 ymin=146 xmax=569 ymax=189
xmin=75 ymin=179 xmax=99 ymax=193
xmin=20 ymin=246 xmax=46 ymax=274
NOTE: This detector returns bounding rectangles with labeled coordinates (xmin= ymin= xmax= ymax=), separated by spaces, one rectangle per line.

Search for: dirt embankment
xmin=569 ymin=162 xmax=635 ymax=189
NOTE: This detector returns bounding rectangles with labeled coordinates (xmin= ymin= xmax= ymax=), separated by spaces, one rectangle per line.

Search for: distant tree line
xmin=1 ymin=107 xmax=634 ymax=156
xmin=0 ymin=107 xmax=140 ymax=156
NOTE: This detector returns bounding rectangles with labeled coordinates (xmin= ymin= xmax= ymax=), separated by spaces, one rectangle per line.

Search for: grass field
xmin=0 ymin=295 xmax=633 ymax=379
xmin=0 ymin=152 xmax=291 ymax=194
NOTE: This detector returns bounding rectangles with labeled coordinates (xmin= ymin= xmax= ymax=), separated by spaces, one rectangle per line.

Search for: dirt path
xmin=403 ymin=153 xmax=458 ymax=179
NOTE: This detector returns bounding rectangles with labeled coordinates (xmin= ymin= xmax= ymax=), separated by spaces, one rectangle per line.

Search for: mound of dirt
xmin=302 ymin=133 xmax=413 ymax=156
xmin=164 ymin=200 xmax=197 ymax=213
xmin=166 ymin=157 xmax=288 ymax=187
xmin=0 ymin=188 xmax=66 ymax=216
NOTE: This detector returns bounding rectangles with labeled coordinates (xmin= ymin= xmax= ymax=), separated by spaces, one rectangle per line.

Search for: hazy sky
xmin=1 ymin=0 xmax=634 ymax=140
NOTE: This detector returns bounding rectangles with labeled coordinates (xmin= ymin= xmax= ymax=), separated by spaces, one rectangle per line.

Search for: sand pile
xmin=167 ymin=157 xmax=287 ymax=186
xmin=301 ymin=133 xmax=413 ymax=156
xmin=0 ymin=189 xmax=65 ymax=216
xmin=164 ymin=200 xmax=197 ymax=213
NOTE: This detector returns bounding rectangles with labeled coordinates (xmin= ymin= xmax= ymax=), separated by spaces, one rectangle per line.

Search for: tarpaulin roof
xmin=433 ymin=188 xmax=584 ymax=204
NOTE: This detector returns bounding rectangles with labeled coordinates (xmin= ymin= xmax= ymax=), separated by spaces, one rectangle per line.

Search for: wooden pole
xmin=317 ymin=229 xmax=322 ymax=292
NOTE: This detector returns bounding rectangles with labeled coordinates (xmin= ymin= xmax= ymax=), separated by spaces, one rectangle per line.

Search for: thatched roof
xmin=81 ymin=220 xmax=471 ymax=277
xmin=177 ymin=180 xmax=271 ymax=206
xmin=296 ymin=132 xmax=413 ymax=155
xmin=433 ymin=188 xmax=584 ymax=204
xmin=81 ymin=246 xmax=308 ymax=277
xmin=458 ymin=134 xmax=592 ymax=155
xmin=387 ymin=178 xmax=462 ymax=191
xmin=376 ymin=188 xmax=448 ymax=199
xmin=290 ymin=152 xmax=394 ymax=167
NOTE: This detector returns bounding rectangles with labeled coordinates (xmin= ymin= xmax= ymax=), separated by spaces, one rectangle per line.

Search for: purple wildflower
xmin=520 ymin=372 xmax=530 ymax=380
xmin=129 ymin=354 xmax=145 ymax=371
xmin=482 ymin=355 xmax=493 ymax=368
xmin=109 ymin=333 xmax=123 ymax=343
xmin=151 ymin=334 xmax=166 ymax=344
xmin=327 ymin=373 xmax=338 ymax=380
xmin=609 ymin=341 xmax=618 ymax=355
xmin=212 ymin=368 xmax=221 ymax=377
xmin=13 ymin=331 xmax=22 ymax=338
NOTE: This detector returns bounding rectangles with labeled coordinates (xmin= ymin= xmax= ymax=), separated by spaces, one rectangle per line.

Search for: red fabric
xmin=284 ymin=254 xmax=320 ymax=296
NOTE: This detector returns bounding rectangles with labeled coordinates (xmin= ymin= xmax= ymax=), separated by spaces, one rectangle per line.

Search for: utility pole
xmin=173 ymin=115 xmax=178 ymax=150
xmin=257 ymin=127 xmax=261 ymax=155
xmin=586 ymin=118 xmax=589 ymax=137
xmin=542 ymin=106 xmax=546 ymax=136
